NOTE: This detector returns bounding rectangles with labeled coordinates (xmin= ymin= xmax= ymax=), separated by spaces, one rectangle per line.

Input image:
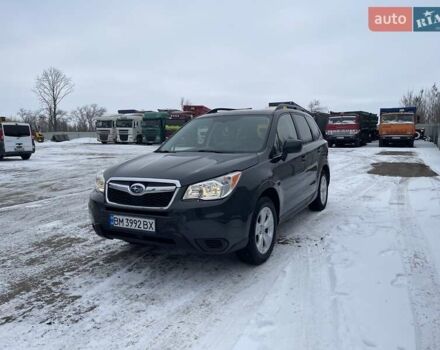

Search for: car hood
xmin=106 ymin=152 xmax=259 ymax=186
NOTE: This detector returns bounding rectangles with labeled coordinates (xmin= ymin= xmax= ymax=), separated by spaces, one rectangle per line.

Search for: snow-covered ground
xmin=1 ymin=139 xmax=440 ymax=350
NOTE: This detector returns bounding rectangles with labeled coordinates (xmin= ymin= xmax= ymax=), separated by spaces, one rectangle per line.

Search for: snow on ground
xmin=0 ymin=139 xmax=440 ymax=350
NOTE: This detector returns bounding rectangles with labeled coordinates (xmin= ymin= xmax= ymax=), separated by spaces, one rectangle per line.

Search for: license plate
xmin=392 ymin=136 xmax=400 ymax=139
xmin=337 ymin=136 xmax=344 ymax=139
xmin=109 ymin=214 xmax=155 ymax=232
xmin=15 ymin=145 xmax=23 ymax=151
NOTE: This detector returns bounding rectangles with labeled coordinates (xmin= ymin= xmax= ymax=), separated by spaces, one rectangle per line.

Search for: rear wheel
xmin=309 ymin=171 xmax=329 ymax=211
xmin=379 ymin=139 xmax=384 ymax=147
xmin=237 ymin=197 xmax=277 ymax=265
xmin=21 ymin=154 xmax=31 ymax=160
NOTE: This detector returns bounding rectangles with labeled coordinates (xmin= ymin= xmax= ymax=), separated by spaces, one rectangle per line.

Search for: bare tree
xmin=307 ymin=99 xmax=326 ymax=113
xmin=33 ymin=67 xmax=74 ymax=131
xmin=17 ymin=109 xmax=40 ymax=130
xmin=180 ymin=97 xmax=191 ymax=109
xmin=71 ymin=104 xmax=106 ymax=131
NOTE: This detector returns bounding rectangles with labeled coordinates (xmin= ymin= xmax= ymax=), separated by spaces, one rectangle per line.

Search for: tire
xmin=354 ymin=138 xmax=361 ymax=147
xmin=101 ymin=141 xmax=107 ymax=144
xmin=136 ymin=135 xmax=143 ymax=144
xmin=408 ymin=140 xmax=414 ymax=148
xmin=237 ymin=197 xmax=277 ymax=265
xmin=309 ymin=170 xmax=329 ymax=211
xmin=21 ymin=154 xmax=31 ymax=160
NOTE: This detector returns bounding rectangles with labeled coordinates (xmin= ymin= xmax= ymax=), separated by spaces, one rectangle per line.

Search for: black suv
xmin=89 ymin=104 xmax=330 ymax=264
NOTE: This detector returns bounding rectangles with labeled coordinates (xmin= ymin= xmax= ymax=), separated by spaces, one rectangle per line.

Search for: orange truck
xmin=378 ymin=107 xmax=416 ymax=147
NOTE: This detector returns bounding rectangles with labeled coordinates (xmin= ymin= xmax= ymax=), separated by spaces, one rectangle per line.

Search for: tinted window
xmin=305 ymin=115 xmax=322 ymax=140
xmin=292 ymin=114 xmax=313 ymax=143
xmin=159 ymin=115 xmax=270 ymax=153
xmin=274 ymin=114 xmax=298 ymax=153
xmin=3 ymin=125 xmax=31 ymax=137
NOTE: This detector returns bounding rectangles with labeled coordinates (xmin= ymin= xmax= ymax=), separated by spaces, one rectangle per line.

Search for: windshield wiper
xmin=196 ymin=149 xmax=227 ymax=153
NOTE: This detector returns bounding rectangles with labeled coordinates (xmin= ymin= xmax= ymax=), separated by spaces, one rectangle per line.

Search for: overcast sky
xmin=1 ymin=0 xmax=439 ymax=117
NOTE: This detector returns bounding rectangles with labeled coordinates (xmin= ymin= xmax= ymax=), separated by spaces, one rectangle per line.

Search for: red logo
xmin=369 ymin=7 xmax=412 ymax=32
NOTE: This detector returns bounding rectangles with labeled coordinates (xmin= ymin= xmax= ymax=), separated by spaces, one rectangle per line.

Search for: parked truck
xmin=326 ymin=111 xmax=378 ymax=147
xmin=95 ymin=115 xmax=119 ymax=144
xmin=115 ymin=113 xmax=144 ymax=144
xmin=142 ymin=111 xmax=169 ymax=144
xmin=378 ymin=107 xmax=416 ymax=147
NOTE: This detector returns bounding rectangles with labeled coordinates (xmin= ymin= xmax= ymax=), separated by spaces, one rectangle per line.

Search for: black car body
xmin=89 ymin=105 xmax=330 ymax=264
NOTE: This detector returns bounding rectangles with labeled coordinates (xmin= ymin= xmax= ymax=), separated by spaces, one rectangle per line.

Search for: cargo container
xmin=182 ymin=105 xmax=211 ymax=117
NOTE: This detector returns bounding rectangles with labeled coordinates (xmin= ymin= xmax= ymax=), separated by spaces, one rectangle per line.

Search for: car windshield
xmin=381 ymin=113 xmax=414 ymax=123
xmin=158 ymin=115 xmax=271 ymax=153
xmin=96 ymin=120 xmax=113 ymax=128
xmin=329 ymin=116 xmax=357 ymax=124
xmin=116 ymin=119 xmax=133 ymax=127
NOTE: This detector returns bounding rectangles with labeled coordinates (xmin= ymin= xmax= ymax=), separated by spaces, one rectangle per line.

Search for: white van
xmin=0 ymin=122 xmax=35 ymax=160
xmin=95 ymin=115 xmax=118 ymax=144
xmin=115 ymin=114 xmax=143 ymax=143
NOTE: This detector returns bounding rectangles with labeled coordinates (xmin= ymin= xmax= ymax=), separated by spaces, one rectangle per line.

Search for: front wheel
xmin=237 ymin=197 xmax=277 ymax=265
xmin=21 ymin=154 xmax=31 ymax=160
xmin=309 ymin=171 xmax=329 ymax=211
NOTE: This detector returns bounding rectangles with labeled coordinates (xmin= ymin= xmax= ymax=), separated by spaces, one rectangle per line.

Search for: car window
xmin=2 ymin=125 xmax=31 ymax=137
xmin=274 ymin=113 xmax=298 ymax=153
xmin=305 ymin=114 xmax=322 ymax=140
xmin=292 ymin=114 xmax=313 ymax=143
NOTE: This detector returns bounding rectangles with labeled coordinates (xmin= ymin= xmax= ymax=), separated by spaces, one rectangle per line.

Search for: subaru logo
xmin=129 ymin=183 xmax=145 ymax=196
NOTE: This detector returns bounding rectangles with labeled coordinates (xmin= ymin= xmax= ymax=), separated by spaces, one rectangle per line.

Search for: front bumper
xmin=88 ymin=188 xmax=253 ymax=254
xmin=326 ymin=135 xmax=358 ymax=142
xmin=380 ymin=135 xmax=414 ymax=141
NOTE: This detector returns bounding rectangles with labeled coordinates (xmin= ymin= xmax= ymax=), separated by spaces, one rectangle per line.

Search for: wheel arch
xmin=258 ymin=187 xmax=280 ymax=222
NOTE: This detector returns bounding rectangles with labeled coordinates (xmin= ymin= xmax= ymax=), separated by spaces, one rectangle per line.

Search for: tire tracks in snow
xmin=391 ymin=179 xmax=440 ymax=350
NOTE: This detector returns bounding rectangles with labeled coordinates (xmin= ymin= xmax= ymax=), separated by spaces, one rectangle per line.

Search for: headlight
xmin=183 ymin=171 xmax=242 ymax=201
xmin=95 ymin=170 xmax=105 ymax=193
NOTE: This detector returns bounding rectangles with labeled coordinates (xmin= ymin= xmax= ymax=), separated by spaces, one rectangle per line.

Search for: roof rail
xmin=269 ymin=101 xmax=309 ymax=113
xmin=207 ymin=108 xmax=252 ymax=114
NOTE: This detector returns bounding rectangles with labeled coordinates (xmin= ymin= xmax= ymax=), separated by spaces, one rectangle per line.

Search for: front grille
xmin=99 ymin=134 xmax=108 ymax=141
xmin=119 ymin=134 xmax=128 ymax=141
xmin=106 ymin=180 xmax=177 ymax=208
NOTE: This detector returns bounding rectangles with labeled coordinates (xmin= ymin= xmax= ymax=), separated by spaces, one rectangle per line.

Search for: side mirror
xmin=283 ymin=139 xmax=302 ymax=154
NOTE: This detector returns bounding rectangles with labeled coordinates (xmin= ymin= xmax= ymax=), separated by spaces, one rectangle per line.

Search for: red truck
xmin=326 ymin=111 xmax=378 ymax=147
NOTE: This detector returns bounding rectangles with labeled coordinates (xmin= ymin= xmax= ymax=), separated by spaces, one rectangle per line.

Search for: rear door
xmin=3 ymin=124 xmax=33 ymax=153
xmin=291 ymin=113 xmax=318 ymax=200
